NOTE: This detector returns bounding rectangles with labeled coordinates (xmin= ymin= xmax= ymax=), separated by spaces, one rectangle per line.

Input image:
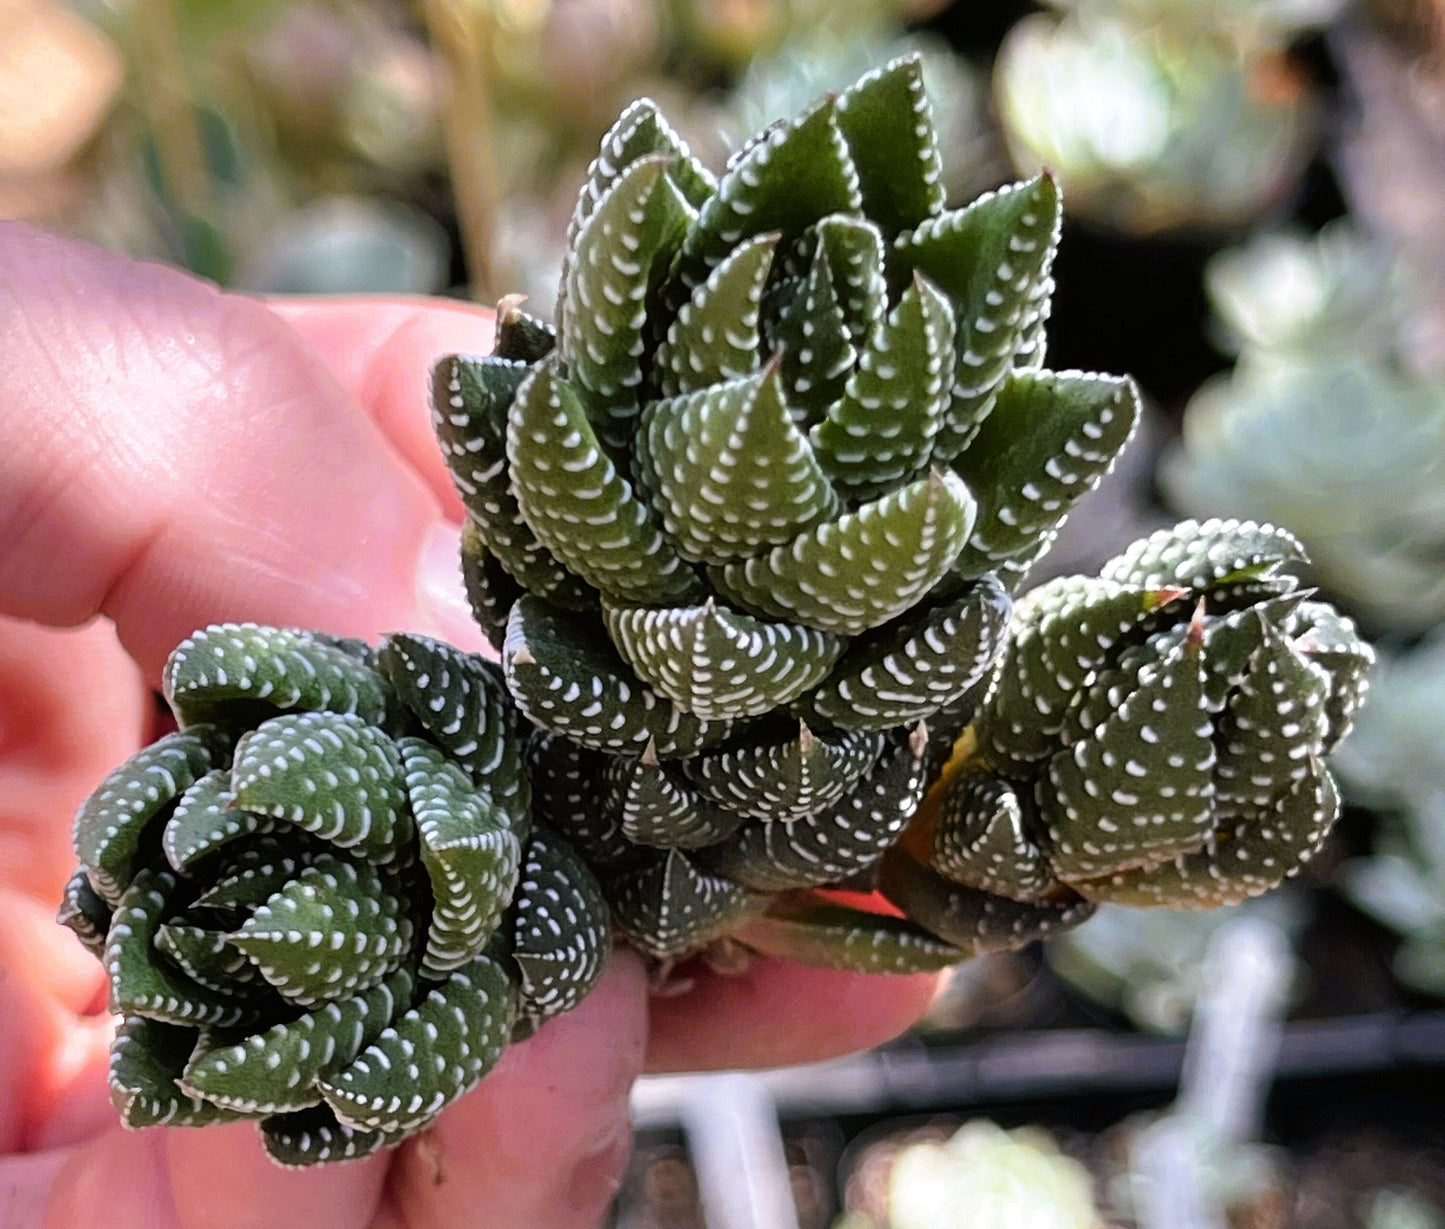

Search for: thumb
xmin=0 ymin=224 xmax=473 ymax=678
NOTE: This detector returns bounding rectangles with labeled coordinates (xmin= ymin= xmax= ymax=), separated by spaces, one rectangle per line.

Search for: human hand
xmin=0 ymin=225 xmax=939 ymax=1227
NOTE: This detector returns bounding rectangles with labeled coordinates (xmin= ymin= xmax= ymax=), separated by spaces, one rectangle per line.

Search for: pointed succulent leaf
xmin=800 ymin=576 xmax=1011 ymax=731
xmin=400 ymin=738 xmax=521 ymax=978
xmin=737 ymin=897 xmax=964 ymax=973
xmin=933 ymin=776 xmax=1056 ymax=902
xmin=897 ymin=175 xmax=1062 ymax=460
xmin=162 ymin=769 xmax=275 ymax=872
xmin=811 ymin=214 xmax=888 ymax=350
xmin=57 ymin=866 xmax=112 ymax=958
xmin=73 ymin=727 xmax=222 ymax=904
xmin=378 ymin=633 xmax=527 ymax=824
xmin=432 ymin=358 xmax=607 ymax=611
xmin=655 ymin=231 xmax=778 ymax=396
xmin=710 ymin=469 xmax=976 ymax=636
xmin=561 ymin=156 xmax=692 ymax=438
xmin=230 ymin=712 xmax=409 ymax=864
xmin=1100 ymin=518 xmax=1306 ymax=590
xmin=950 ymin=371 xmax=1139 ymax=578
xmin=702 ymin=725 xmax=929 ymax=891
xmin=502 ymin=596 xmax=733 ymax=757
xmin=879 ymin=853 xmax=1097 ymax=955
xmin=110 ymin=1017 xmax=234 ymax=1128
xmin=163 ymin=624 xmax=394 ymax=729
xmin=638 ymin=362 xmax=842 ymax=564
xmin=492 ymin=297 xmax=556 ymax=362
xmin=525 ymin=732 xmax=634 ymax=868
xmin=155 ymin=923 xmax=263 ymax=995
xmin=673 ymin=95 xmax=861 ymax=293
xmin=835 ymin=54 xmax=947 ymax=235
xmin=684 ymin=725 xmax=885 ymax=823
xmin=319 ymin=952 xmax=518 ymax=1134
xmin=434 ymin=357 xmax=596 ymax=609
xmin=181 ymin=968 xmax=414 ymax=1116
xmin=980 ymin=577 xmax=1186 ymax=770
xmin=1213 ymin=626 xmax=1330 ymax=811
xmin=561 ymin=97 xmax=714 ymax=307
xmin=604 ymin=748 xmax=744 ymax=848
xmin=260 ymin=1105 xmax=409 ymax=1168
xmin=459 ymin=519 xmax=524 ymax=651
xmin=229 ymin=856 xmax=413 ymax=1007
xmin=507 ymin=362 xmax=702 ymax=605
xmin=1042 ymin=628 xmax=1217 ymax=881
xmin=768 ymin=238 xmax=857 ymax=419
xmin=604 ymin=600 xmax=845 ymax=720
xmin=510 ymin=828 xmax=611 ymax=1023
xmin=192 ymin=846 xmax=321 ymax=916
xmin=430 ymin=355 xmax=528 ymax=523
xmin=606 ymin=849 xmax=763 ymax=959
xmin=1288 ymin=601 xmax=1374 ymax=751
xmin=1074 ymin=761 xmax=1340 ymax=908
xmin=106 ymin=868 xmax=258 ymax=1028
xmin=811 ymin=273 xmax=955 ymax=498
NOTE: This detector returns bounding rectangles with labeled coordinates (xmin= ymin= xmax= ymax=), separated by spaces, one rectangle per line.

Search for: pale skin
xmin=0 ymin=224 xmax=939 ymax=1228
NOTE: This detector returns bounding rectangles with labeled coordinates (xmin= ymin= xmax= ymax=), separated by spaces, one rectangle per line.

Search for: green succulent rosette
xmin=435 ymin=55 xmax=1146 ymax=969
xmin=883 ymin=519 xmax=1373 ymax=946
xmin=58 ymin=624 xmax=609 ymax=1167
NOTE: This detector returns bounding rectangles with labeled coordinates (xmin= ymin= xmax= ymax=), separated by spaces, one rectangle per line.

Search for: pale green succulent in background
xmin=994 ymin=1 xmax=1330 ymax=234
xmin=58 ymin=625 xmax=608 ymax=1166
xmin=1336 ymin=632 xmax=1445 ymax=997
xmin=1164 ymin=225 xmax=1445 ymax=633
xmin=874 ymin=1120 xmax=1105 ymax=1229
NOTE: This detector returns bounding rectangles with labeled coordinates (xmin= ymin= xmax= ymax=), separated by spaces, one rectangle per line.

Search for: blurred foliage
xmin=1046 ymin=893 xmax=1305 ymax=1035
xmin=1163 ymin=225 xmax=1445 ymax=634
xmin=3 ymin=0 xmax=974 ymax=301
xmin=994 ymin=0 xmax=1339 ymax=234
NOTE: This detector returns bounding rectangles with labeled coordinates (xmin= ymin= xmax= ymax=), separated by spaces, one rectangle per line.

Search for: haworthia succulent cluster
xmin=885 ymin=519 xmax=1373 ymax=950
xmin=59 ymin=625 xmax=608 ymax=1166
xmin=438 ymin=55 xmax=1147 ymax=967
xmin=61 ymin=58 xmax=1375 ymax=1166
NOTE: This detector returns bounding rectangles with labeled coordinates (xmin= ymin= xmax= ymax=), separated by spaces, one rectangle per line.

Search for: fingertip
xmin=388 ymin=947 xmax=647 ymax=1229
xmin=164 ymin=1119 xmax=389 ymax=1229
xmin=644 ymin=958 xmax=940 ymax=1073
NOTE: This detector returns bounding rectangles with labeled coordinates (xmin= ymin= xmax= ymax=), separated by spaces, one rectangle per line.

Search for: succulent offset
xmin=59 ymin=57 xmax=1374 ymax=1165
xmin=59 ymin=625 xmax=608 ymax=1166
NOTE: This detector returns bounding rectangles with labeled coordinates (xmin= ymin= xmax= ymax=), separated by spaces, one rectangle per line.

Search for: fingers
xmin=0 ymin=616 xmax=149 ymax=900
xmin=0 ymin=225 xmax=477 ymax=678
xmin=163 ymin=1122 xmax=389 ymax=1229
xmin=266 ymin=297 xmax=496 ymax=521
xmin=644 ymin=959 xmax=940 ymax=1073
xmin=387 ymin=947 xmax=649 ymax=1229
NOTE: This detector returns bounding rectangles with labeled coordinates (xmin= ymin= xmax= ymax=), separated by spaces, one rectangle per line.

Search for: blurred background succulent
xmin=835 ymin=1119 xmax=1106 ymax=1229
xmin=1162 ymin=224 xmax=1445 ymax=635
xmin=993 ymin=0 xmax=1340 ymax=235
xmin=1335 ymin=631 xmax=1445 ymax=997
xmin=59 ymin=624 xmax=608 ymax=1165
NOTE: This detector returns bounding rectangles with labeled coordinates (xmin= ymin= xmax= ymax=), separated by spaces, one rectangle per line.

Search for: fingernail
xmin=414 ymin=521 xmax=490 ymax=655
